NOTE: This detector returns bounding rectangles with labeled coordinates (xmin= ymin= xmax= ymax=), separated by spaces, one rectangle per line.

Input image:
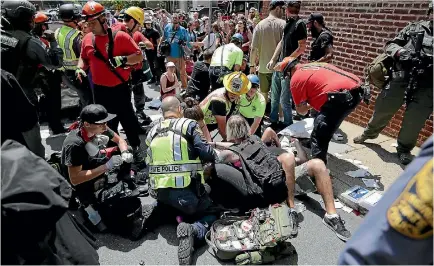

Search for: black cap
xmin=308 ymin=13 xmax=324 ymax=25
xmin=80 ymin=104 xmax=116 ymax=124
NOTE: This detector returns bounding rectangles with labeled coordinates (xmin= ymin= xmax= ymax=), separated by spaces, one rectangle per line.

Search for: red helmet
xmin=82 ymin=1 xmax=105 ymax=21
xmin=34 ymin=12 xmax=49 ymax=24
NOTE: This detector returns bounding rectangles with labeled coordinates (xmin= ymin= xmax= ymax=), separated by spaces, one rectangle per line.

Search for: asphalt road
xmin=41 ymin=82 xmax=363 ymax=265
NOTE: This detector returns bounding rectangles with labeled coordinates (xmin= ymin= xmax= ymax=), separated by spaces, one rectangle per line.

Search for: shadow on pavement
xmin=296 ymin=194 xmax=326 ymax=220
xmin=363 ymin=142 xmax=405 ymax=170
xmin=96 ymin=232 xmax=152 ymax=253
xmin=327 ymin=153 xmax=385 ymax=195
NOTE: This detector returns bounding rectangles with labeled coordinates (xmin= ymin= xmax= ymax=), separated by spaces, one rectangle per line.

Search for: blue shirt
xmin=338 ymin=137 xmax=433 ymax=265
xmin=163 ymin=24 xmax=191 ymax=58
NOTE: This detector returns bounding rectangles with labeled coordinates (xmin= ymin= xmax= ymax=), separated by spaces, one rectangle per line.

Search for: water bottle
xmin=85 ymin=205 xmax=107 ymax=232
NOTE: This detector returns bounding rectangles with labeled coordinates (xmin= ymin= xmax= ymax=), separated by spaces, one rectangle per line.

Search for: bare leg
xmin=277 ymin=152 xmax=296 ymax=208
xmin=262 ymin=127 xmax=281 ymax=147
xmin=306 ymin=159 xmax=336 ymax=215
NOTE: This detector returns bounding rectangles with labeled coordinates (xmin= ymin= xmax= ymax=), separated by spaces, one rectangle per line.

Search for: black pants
xmin=146 ymin=50 xmax=161 ymax=81
xmin=64 ymin=70 xmax=94 ymax=109
xmin=39 ymin=71 xmax=63 ymax=129
xmin=209 ymin=66 xmax=230 ymax=91
xmin=93 ymin=82 xmax=141 ymax=147
xmin=311 ymin=89 xmax=362 ymax=164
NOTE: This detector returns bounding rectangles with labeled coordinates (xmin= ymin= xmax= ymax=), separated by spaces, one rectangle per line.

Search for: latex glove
xmin=75 ymin=68 xmax=87 ymax=83
xmin=121 ymin=150 xmax=134 ymax=163
xmin=266 ymin=58 xmax=277 ymax=71
xmin=109 ymin=56 xmax=127 ymax=68
xmin=43 ymin=30 xmax=55 ymax=42
xmin=105 ymin=155 xmax=122 ymax=170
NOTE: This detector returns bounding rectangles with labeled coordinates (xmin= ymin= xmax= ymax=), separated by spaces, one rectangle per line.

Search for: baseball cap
xmin=231 ymin=33 xmax=244 ymax=43
xmin=307 ymin=13 xmax=324 ymax=24
xmin=275 ymin=56 xmax=299 ymax=73
xmin=166 ymin=61 xmax=176 ymax=68
xmin=80 ymin=104 xmax=116 ymax=124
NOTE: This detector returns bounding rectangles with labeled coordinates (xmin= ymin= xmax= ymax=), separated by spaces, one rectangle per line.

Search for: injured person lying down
xmin=208 ymin=115 xmax=351 ymax=241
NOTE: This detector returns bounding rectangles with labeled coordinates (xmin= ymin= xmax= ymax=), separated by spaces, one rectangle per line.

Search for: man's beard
xmin=310 ymin=27 xmax=320 ymax=38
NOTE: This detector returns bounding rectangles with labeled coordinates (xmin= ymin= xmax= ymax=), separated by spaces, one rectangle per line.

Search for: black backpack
xmin=228 ymin=136 xmax=285 ymax=200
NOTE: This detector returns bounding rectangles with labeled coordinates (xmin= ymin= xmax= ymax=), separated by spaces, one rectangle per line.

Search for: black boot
xmin=177 ymin=222 xmax=196 ymax=265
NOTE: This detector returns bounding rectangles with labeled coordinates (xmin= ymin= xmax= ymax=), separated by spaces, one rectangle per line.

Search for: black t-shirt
xmin=186 ymin=61 xmax=210 ymax=101
xmin=209 ymin=100 xmax=227 ymax=117
xmin=143 ymin=28 xmax=161 ymax=51
xmin=281 ymin=18 xmax=307 ymax=59
xmin=61 ymin=128 xmax=115 ymax=202
xmin=309 ymin=29 xmax=333 ymax=61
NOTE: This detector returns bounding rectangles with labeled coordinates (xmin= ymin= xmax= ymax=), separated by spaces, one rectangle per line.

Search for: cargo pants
xmin=362 ymin=76 xmax=433 ymax=153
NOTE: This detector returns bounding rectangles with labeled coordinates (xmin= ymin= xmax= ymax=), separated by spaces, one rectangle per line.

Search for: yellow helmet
xmin=223 ymin=72 xmax=251 ymax=95
xmin=125 ymin=6 xmax=144 ymax=25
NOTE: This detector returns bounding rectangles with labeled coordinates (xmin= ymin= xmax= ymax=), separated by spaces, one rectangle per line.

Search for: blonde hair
xmin=226 ymin=115 xmax=250 ymax=141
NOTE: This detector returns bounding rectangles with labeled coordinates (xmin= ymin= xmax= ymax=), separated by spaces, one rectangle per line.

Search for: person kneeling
xmin=61 ymin=104 xmax=148 ymax=240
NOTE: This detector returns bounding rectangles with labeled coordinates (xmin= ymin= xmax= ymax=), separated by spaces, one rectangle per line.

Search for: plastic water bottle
xmin=85 ymin=205 xmax=107 ymax=232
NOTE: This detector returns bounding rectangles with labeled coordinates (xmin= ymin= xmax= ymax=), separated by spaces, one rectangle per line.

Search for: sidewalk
xmin=327 ymin=121 xmax=420 ymax=199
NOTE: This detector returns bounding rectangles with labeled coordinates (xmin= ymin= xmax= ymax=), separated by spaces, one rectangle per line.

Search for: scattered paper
xmin=362 ymin=178 xmax=380 ymax=189
xmin=390 ymin=143 xmax=398 ymax=147
xmin=363 ymin=192 xmax=382 ymax=206
xmin=345 ymin=169 xmax=371 ymax=178
xmin=334 ymin=153 xmax=343 ymax=158
xmin=278 ymin=118 xmax=314 ymax=138
xmin=148 ymin=99 xmax=162 ymax=109
xmin=342 ymin=206 xmax=353 ymax=213
xmin=334 ymin=200 xmax=343 ymax=209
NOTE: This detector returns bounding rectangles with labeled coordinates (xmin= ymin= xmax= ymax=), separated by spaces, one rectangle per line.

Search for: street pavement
xmin=41 ymin=82 xmax=374 ymax=265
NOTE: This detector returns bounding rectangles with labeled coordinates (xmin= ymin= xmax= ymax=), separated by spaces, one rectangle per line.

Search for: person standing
xmin=275 ymin=57 xmax=365 ymax=164
xmin=267 ymin=0 xmax=307 ymax=130
xmin=353 ymin=4 xmax=433 ymax=165
xmin=236 ymin=19 xmax=252 ymax=55
xmin=159 ymin=13 xmax=191 ymax=90
xmin=146 ymin=96 xmax=216 ymax=265
xmin=77 ymin=1 xmax=144 ymax=162
xmin=185 ymin=50 xmax=213 ymax=102
xmin=1 ymin=0 xmax=61 ymax=158
xmin=307 ymin=13 xmax=333 ymax=63
xmin=57 ymin=3 xmax=93 ymax=110
xmin=249 ymin=0 xmax=286 ymax=103
xmin=144 ymin=18 xmax=162 ymax=84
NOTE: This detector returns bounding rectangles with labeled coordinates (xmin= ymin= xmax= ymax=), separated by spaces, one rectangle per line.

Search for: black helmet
xmin=1 ymin=0 xmax=36 ymax=20
xmin=59 ymin=3 xmax=82 ymax=22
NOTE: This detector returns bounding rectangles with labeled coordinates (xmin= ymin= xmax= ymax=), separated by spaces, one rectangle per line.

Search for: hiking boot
xmin=130 ymin=215 xmax=147 ymax=240
xmin=323 ymin=215 xmax=351 ymax=242
xmin=177 ymin=222 xmax=195 ymax=265
xmin=398 ymin=152 xmax=413 ymax=165
xmin=353 ymin=134 xmax=375 ymax=144
xmin=288 ymin=210 xmax=299 ymax=237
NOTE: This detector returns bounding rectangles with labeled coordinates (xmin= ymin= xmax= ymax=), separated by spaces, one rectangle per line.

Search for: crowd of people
xmin=1 ymin=0 xmax=432 ymax=265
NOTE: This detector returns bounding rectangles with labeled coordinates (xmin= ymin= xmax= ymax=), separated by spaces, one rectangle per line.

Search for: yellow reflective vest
xmin=146 ymin=118 xmax=204 ymax=190
xmin=55 ymin=25 xmax=80 ymax=71
xmin=200 ymin=88 xmax=238 ymax=125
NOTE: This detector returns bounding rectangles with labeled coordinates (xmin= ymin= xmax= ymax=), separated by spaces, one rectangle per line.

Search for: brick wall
xmin=261 ymin=0 xmax=432 ymax=146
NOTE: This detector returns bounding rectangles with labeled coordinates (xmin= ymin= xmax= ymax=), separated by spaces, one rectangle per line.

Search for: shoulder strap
xmin=91 ymin=29 xmax=126 ymax=83
xmin=150 ymin=118 xmax=194 ymax=143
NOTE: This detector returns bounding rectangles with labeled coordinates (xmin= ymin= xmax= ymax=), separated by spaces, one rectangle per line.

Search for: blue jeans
xmin=270 ymin=71 xmax=293 ymax=126
xmin=157 ymin=187 xmax=215 ymax=240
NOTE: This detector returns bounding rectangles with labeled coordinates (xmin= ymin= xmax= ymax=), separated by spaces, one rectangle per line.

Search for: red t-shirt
xmin=81 ymin=29 xmax=141 ymax=87
xmin=290 ymin=63 xmax=362 ymax=111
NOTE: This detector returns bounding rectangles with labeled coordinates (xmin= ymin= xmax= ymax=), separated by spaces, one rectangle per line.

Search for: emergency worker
xmin=339 ymin=136 xmax=433 ymax=264
xmin=113 ymin=6 xmax=154 ymax=126
xmin=306 ymin=13 xmax=333 ymax=63
xmin=77 ymin=1 xmax=144 ymax=163
xmin=145 ymin=96 xmax=216 ymax=265
xmin=209 ymin=33 xmax=244 ymax=90
xmin=239 ymin=74 xmax=266 ymax=136
xmin=275 ymin=57 xmax=365 ymax=164
xmin=61 ymin=104 xmax=148 ymax=240
xmin=56 ymin=3 xmax=93 ymax=109
xmin=1 ymin=0 xmax=61 ymax=157
xmin=200 ymin=72 xmax=251 ymax=141
xmin=353 ymin=4 xmax=433 ymax=165
xmin=32 ymin=12 xmax=66 ymax=134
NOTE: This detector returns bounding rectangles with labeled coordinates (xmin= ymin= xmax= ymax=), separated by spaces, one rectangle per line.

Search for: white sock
xmin=325 ymin=213 xmax=339 ymax=219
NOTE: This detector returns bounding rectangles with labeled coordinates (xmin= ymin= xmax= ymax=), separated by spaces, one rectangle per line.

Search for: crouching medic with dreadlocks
xmin=61 ymin=104 xmax=152 ymax=240
xmin=146 ymin=96 xmax=217 ymax=265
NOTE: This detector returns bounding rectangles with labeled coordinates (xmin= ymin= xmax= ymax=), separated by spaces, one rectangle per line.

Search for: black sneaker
xmin=323 ymin=215 xmax=351 ymax=241
xmin=177 ymin=222 xmax=195 ymax=265
xmin=288 ymin=210 xmax=299 ymax=237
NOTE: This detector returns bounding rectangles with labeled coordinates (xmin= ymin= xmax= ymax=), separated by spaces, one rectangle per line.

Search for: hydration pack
xmin=205 ymin=203 xmax=295 ymax=264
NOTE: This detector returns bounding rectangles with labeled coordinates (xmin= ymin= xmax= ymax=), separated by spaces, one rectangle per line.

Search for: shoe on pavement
xmin=288 ymin=210 xmax=299 ymax=237
xmin=177 ymin=222 xmax=195 ymax=265
xmin=323 ymin=215 xmax=351 ymax=242
xmin=130 ymin=215 xmax=147 ymax=240
xmin=398 ymin=152 xmax=413 ymax=165
xmin=353 ymin=134 xmax=375 ymax=144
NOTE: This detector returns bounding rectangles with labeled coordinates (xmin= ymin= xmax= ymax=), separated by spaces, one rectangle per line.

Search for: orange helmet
xmin=82 ymin=1 xmax=105 ymax=21
xmin=34 ymin=12 xmax=49 ymax=24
